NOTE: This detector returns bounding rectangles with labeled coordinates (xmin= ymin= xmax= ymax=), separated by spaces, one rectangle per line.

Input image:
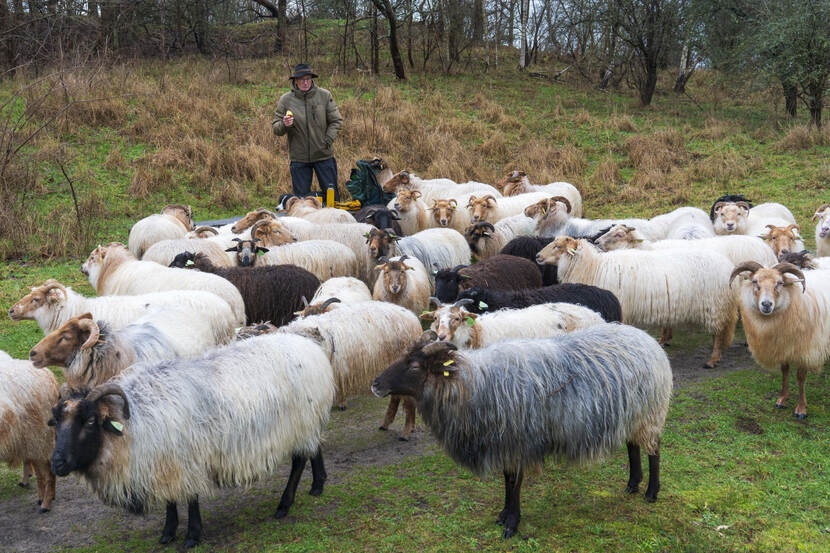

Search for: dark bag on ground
xmin=345 ymin=158 xmax=394 ymax=207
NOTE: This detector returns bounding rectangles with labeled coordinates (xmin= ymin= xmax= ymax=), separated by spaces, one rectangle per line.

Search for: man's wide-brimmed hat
xmin=290 ymin=63 xmax=318 ymax=80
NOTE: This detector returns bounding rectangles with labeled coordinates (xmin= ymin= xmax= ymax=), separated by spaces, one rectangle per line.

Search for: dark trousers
xmin=290 ymin=157 xmax=339 ymax=200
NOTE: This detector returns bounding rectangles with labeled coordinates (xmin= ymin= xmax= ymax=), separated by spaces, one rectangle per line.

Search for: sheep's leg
xmin=705 ymin=313 xmax=737 ymax=369
xmin=399 ymin=396 xmax=417 ymax=441
xmin=794 ymin=367 xmax=808 ymax=419
xmin=379 ymin=396 xmax=401 ymax=431
xmin=183 ymin=498 xmax=202 ymax=549
xmin=625 ymin=443 xmax=643 ymax=493
xmin=644 ymin=442 xmax=661 ymax=503
xmin=159 ymin=502 xmax=178 ymax=544
xmin=499 ymin=469 xmax=523 ymax=539
xmin=309 ymin=449 xmax=327 ymax=496
xmin=274 ymin=455 xmax=307 ymax=519
xmin=658 ymin=328 xmax=673 ymax=346
xmin=776 ymin=363 xmax=790 ymax=409
xmin=19 ymin=462 xmax=32 ymax=488
xmin=31 ymin=460 xmax=54 ymax=512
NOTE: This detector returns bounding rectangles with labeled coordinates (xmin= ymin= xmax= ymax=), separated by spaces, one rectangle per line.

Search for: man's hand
xmin=283 ymin=113 xmax=294 ymax=127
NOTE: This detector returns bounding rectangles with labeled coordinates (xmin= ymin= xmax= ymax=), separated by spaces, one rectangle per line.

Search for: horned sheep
xmin=372 ymin=325 xmax=672 ymax=538
xmin=372 ymin=255 xmax=432 ymax=315
xmin=762 ymin=224 xmax=805 ymax=257
xmin=711 ymin=197 xmax=797 ymax=237
xmin=81 ymin=242 xmax=246 ymax=326
xmin=499 ymin=235 xmax=558 ymax=285
xmin=467 ymin=192 xmax=551 ymax=224
xmin=433 ymin=254 xmax=542 ymax=304
xmin=381 ymin=170 xmax=502 ymax=204
xmin=730 ymin=262 xmax=830 ymax=419
xmin=537 ymin=237 xmax=739 ymax=368
xmin=387 ymin=189 xmax=428 ymax=234
xmin=495 ymin=170 xmax=584 ymax=217
xmin=283 ymin=196 xmax=356 ymax=224
xmin=300 ymin=277 xmax=372 ymax=317
xmin=814 ymin=204 xmax=830 ymax=257
xmin=365 ymin=228 xmax=471 ymax=283
xmin=127 ymin=204 xmax=194 ymax=259
xmin=48 ymin=333 xmax=335 ymax=548
xmin=463 ymin=215 xmax=535 ymax=260
xmin=353 ymin=204 xmax=404 ymax=236
xmin=0 ymin=350 xmax=58 ymax=512
xmin=141 ymin=238 xmax=235 ymax=268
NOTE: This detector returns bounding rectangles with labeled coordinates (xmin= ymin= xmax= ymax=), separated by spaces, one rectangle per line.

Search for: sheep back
xmin=500 ymin=236 xmax=558 ymax=285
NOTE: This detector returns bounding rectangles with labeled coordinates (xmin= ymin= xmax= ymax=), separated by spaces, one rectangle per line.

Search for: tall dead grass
xmin=777 ymin=124 xmax=830 ymax=151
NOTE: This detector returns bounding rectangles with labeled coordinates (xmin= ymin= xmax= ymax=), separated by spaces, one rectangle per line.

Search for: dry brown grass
xmin=690 ymin=152 xmax=763 ymax=183
xmin=605 ymin=114 xmax=637 ymax=133
xmin=624 ymin=129 xmax=687 ymax=171
xmin=589 ymin=157 xmax=623 ymax=188
xmin=776 ymin=125 xmax=830 ymax=151
xmin=128 ymin=165 xmax=174 ymax=198
xmin=697 ymin=117 xmax=732 ymax=141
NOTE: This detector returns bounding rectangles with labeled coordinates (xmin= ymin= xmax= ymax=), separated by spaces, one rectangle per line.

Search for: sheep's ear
xmin=419 ymin=310 xmax=435 ymax=321
xmin=225 ymin=247 xmax=237 ymax=252
xmin=103 ymin=418 xmax=125 ymax=436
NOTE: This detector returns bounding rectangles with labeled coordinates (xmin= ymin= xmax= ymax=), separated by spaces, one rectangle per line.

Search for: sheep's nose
xmin=780 ymin=248 xmax=790 ymax=255
xmin=438 ymin=333 xmax=448 ymax=341
xmin=726 ymin=223 xmax=735 ymax=230
xmin=760 ymin=300 xmax=773 ymax=313
xmin=472 ymin=215 xmax=480 ymax=222
xmin=536 ymin=255 xmax=544 ymax=264
xmin=394 ymin=203 xmax=401 ymax=210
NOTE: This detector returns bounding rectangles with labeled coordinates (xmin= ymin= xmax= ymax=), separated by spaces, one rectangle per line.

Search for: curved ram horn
xmin=41 ymin=279 xmax=68 ymax=300
xmin=192 ymin=225 xmax=219 ymax=236
xmin=77 ymin=317 xmax=100 ymax=351
xmin=301 ymin=296 xmax=309 ymax=308
xmin=772 ymin=262 xmax=807 ymax=292
xmin=422 ymin=340 xmax=458 ymax=356
xmin=320 ymin=297 xmax=341 ymax=309
xmin=428 ymin=296 xmax=442 ymax=308
xmin=453 ymin=298 xmax=474 ymax=308
xmin=729 ymin=261 xmax=764 ymax=287
xmin=550 ymin=196 xmax=572 ymax=213
xmin=735 ymin=201 xmax=751 ymax=212
xmin=812 ymin=204 xmax=830 ymax=221
xmin=448 ymin=199 xmax=457 ymax=208
xmin=86 ymin=383 xmax=131 ymax=420
xmin=58 ymin=383 xmax=72 ymax=400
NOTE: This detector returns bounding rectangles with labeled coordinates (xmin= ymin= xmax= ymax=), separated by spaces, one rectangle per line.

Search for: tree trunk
xmin=372 ymin=0 xmax=406 ymax=79
xmin=370 ymin=3 xmax=379 ymax=75
xmin=472 ymin=0 xmax=484 ymax=43
xmin=807 ymin=79 xmax=825 ymax=128
xmin=519 ymin=0 xmax=529 ymax=69
xmin=278 ymin=0 xmax=286 ymax=52
xmin=782 ymin=80 xmax=798 ymax=118
xmin=406 ymin=0 xmax=413 ymax=68
xmin=639 ymin=60 xmax=658 ymax=106
xmin=674 ymin=44 xmax=696 ymax=94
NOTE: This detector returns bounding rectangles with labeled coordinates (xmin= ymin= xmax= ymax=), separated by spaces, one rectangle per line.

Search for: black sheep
xmin=169 ymin=252 xmax=320 ymax=326
xmin=499 ymin=236 xmax=558 ymax=285
xmin=353 ymin=205 xmax=404 ymax=236
xmin=433 ymin=254 xmax=542 ymax=303
xmin=457 ymin=283 xmax=622 ymax=323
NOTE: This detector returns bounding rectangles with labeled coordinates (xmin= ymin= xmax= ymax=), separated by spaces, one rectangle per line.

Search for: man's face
xmin=296 ymin=76 xmax=312 ymax=91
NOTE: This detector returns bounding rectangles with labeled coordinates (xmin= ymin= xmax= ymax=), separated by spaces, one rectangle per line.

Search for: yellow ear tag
xmin=443 ymin=359 xmax=454 ymax=366
xmin=110 ymin=421 xmax=124 ymax=432
xmin=443 ymin=371 xmax=450 ymax=377
xmin=541 ymin=209 xmax=547 ymax=216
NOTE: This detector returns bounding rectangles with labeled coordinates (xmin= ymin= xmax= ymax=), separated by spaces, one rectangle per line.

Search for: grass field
xmin=1 ymin=47 xmax=829 ymax=552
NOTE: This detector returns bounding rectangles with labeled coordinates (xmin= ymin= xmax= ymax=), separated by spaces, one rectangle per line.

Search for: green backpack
xmin=346 ymin=158 xmax=394 ymax=207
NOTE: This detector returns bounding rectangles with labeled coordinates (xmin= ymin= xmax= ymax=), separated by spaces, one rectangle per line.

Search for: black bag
xmin=345 ymin=158 xmax=394 ymax=207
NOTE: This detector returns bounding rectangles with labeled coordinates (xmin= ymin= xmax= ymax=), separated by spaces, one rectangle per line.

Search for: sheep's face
xmin=433 ymin=265 xmax=469 ymax=303
xmin=463 ymin=222 xmax=495 ymax=254
xmin=455 ymin=288 xmax=489 ymax=314
xmin=523 ymin=198 xmax=570 ymax=229
xmin=764 ymin=224 xmax=801 ymax=256
xmin=252 ymin=220 xmax=295 ymax=247
xmin=227 ymin=239 xmax=268 ymax=267
xmin=431 ymin=305 xmax=477 ymax=343
xmin=467 ymin=195 xmax=497 ymax=223
xmin=49 ymin=391 xmax=127 ymax=477
xmin=366 ymin=228 xmax=396 ymax=259
xmin=9 ymin=280 xmax=67 ymax=321
xmin=365 ymin=207 xmax=401 ymax=231
xmin=29 ymin=313 xmax=98 ymax=368
xmin=394 ymin=189 xmax=421 ymax=212
xmin=235 ymin=322 xmax=279 ymax=340
xmin=162 ymin=204 xmax=194 ymax=231
xmin=231 ymin=209 xmax=275 ymax=234
xmin=744 ymin=268 xmax=803 ymax=315
xmin=371 ymin=332 xmax=458 ymax=399
xmin=713 ymin=202 xmax=749 ymax=234
xmin=813 ymin=205 xmax=830 ymax=239
xmin=376 ymin=260 xmax=412 ymax=296
xmin=81 ymin=243 xmax=128 ymax=287
xmin=596 ymin=224 xmax=639 ymax=251
xmin=536 ymin=237 xmax=579 ymax=266
xmin=383 ymin=170 xmax=410 ymax=193
xmin=495 ymin=170 xmax=528 ymax=195
xmin=430 ymin=199 xmax=457 ymax=227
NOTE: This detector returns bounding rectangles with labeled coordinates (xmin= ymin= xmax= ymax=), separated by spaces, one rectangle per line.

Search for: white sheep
xmin=426 ymin=196 xmax=473 ymax=232
xmin=9 ymin=280 xmax=238 ymax=342
xmin=257 ymin=240 xmax=359 ymax=282
xmin=730 ymin=262 xmax=830 ymax=418
xmin=467 ymin=192 xmax=551 ymax=224
xmin=128 ymin=204 xmax=194 ymax=258
xmin=387 ymin=189 xmax=428 ymax=234
xmin=814 ymin=204 xmax=830 ymax=257
xmin=381 ymin=170 xmax=502 ymax=204
xmin=299 ymin=277 xmax=373 ymax=316
xmin=283 ymin=196 xmax=355 ymax=224
xmin=0 ymin=350 xmax=58 ymax=512
xmin=648 ymin=207 xmax=715 ymax=240
xmin=286 ymin=222 xmax=379 ymax=285
xmin=713 ymin=200 xmax=797 ymax=236
xmin=48 ymin=333 xmax=335 ymax=548
xmin=495 ymin=170 xmax=584 ymax=217
xmin=81 ymin=242 xmax=246 ymax=326
xmin=141 ymin=238 xmax=235 ymax=267
xmin=423 ymin=300 xmax=604 ymax=349
xmin=524 ymin=197 xmax=662 ymax=240
xmin=763 ymin=224 xmax=806 ymax=257
xmin=365 ymin=227 xmax=472 ymax=281
xmin=464 ymin=215 xmax=536 ymax=260
xmin=372 ymin=255 xmax=432 ymax=315
xmin=537 ymin=236 xmax=739 ymax=368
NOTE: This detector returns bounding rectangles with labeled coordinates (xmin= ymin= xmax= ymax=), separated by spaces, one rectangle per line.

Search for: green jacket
xmin=272 ymin=84 xmax=343 ymax=163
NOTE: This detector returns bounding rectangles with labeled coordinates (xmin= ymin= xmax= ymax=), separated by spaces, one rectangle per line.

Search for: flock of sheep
xmin=2 ymin=168 xmax=829 ymax=545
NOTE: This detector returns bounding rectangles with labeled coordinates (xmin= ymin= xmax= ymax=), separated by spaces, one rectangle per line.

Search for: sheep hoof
xmin=774 ymin=402 xmax=786 ymax=410
xmin=39 ymin=507 xmax=50 ymax=514
xmin=702 ymin=362 xmax=715 ymax=369
xmin=183 ymin=538 xmax=199 ymax=549
xmin=625 ymin=484 xmax=639 ymax=494
xmin=159 ymin=534 xmax=175 ymax=545
xmin=273 ymin=507 xmax=289 ymax=519
xmin=644 ymin=494 xmax=657 ymax=504
xmin=398 ymin=435 xmax=410 ymax=442
xmin=793 ymin=413 xmax=807 ymax=420
xmin=378 ymin=426 xmax=388 ymax=431
xmin=338 ymin=405 xmax=347 ymax=412
xmin=309 ymin=486 xmax=324 ymax=497
xmin=18 ymin=482 xmax=29 ymax=488
xmin=502 ymin=525 xmax=518 ymax=539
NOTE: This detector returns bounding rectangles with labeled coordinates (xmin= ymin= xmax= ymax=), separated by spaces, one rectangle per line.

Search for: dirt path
xmin=0 ymin=339 xmax=756 ymax=553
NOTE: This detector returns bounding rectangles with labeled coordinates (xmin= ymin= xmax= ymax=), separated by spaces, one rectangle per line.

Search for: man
xmin=272 ymin=63 xmax=344 ymax=199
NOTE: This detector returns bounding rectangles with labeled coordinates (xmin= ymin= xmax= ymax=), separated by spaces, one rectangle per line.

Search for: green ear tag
xmin=257 ymin=250 xmax=265 ymax=256
xmin=110 ymin=421 xmax=124 ymax=432
xmin=185 ymin=259 xmax=194 ymax=266
xmin=567 ymin=248 xmax=577 ymax=256
xmin=465 ymin=316 xmax=475 ymax=326
xmin=478 ymin=301 xmax=488 ymax=310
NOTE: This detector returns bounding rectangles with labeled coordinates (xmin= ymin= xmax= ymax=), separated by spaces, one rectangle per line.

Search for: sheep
xmin=127 ymin=204 xmax=194 ymax=259
xmin=81 ymin=242 xmax=246 ymax=326
xmin=283 ymin=196 xmax=355 ymax=224
xmin=457 ymin=282 xmax=622 ymax=323
xmin=524 ymin=197 xmax=660 ymax=240
xmin=495 ymin=170 xmax=584 ymax=217
xmin=0 ymin=350 xmax=58 ymax=512
xmin=729 ymin=262 xmax=830 ymax=418
xmin=763 ymin=224 xmax=806 ymax=257
xmin=595 ymin=224 xmax=778 ymax=266
xmin=463 ymin=215 xmax=535 ymax=261
xmin=778 ymin=250 xmax=830 ymax=271
xmin=279 ymin=301 xmax=422 ymax=415
xmin=536 ymin=236 xmax=739 ymax=368
xmin=708 ymin=194 xmax=752 ymax=221
xmin=365 ymin=228 xmax=472 ymax=282
xmin=372 ymin=255 xmax=432 ymax=315
xmin=371 ymin=325 xmax=672 ymax=538
xmin=499 ymin=235 xmax=558 ymax=285
xmin=712 ymin=199 xmax=797 ymax=237
xmin=287 ymin=222 xmax=379 ymax=285
xmin=387 ymin=189 xmax=428 ymax=235
xmin=427 ymin=197 xmax=473 ymax=232
xmin=29 ymin=308 xmax=224 ymax=389
xmin=300 ymin=277 xmax=372 ymax=316
xmin=141 ymin=238 xmax=235 ymax=268
xmin=229 ymin=208 xmax=278 ymax=234
xmin=353 ymin=204 xmax=404 ymax=236
xmin=381 ymin=170 xmax=502 ymax=204
xmin=647 ymin=207 xmax=715 ymax=240
xmin=170 ymin=251 xmax=320 ymax=326
xmin=433 ymin=255 xmax=542 ymax=303
xmin=422 ymin=299 xmax=604 ymax=349
xmin=467 ymin=192 xmax=551 ymax=224
xmin=48 ymin=332 xmax=335 ymax=548
xmin=185 ymin=226 xmax=221 ymax=239
xmin=814 ymin=204 xmax=830 ymax=257
xmin=9 ymin=280 xmax=238 ymax=343
xmin=220 ymin=236 xmax=358 ymax=282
